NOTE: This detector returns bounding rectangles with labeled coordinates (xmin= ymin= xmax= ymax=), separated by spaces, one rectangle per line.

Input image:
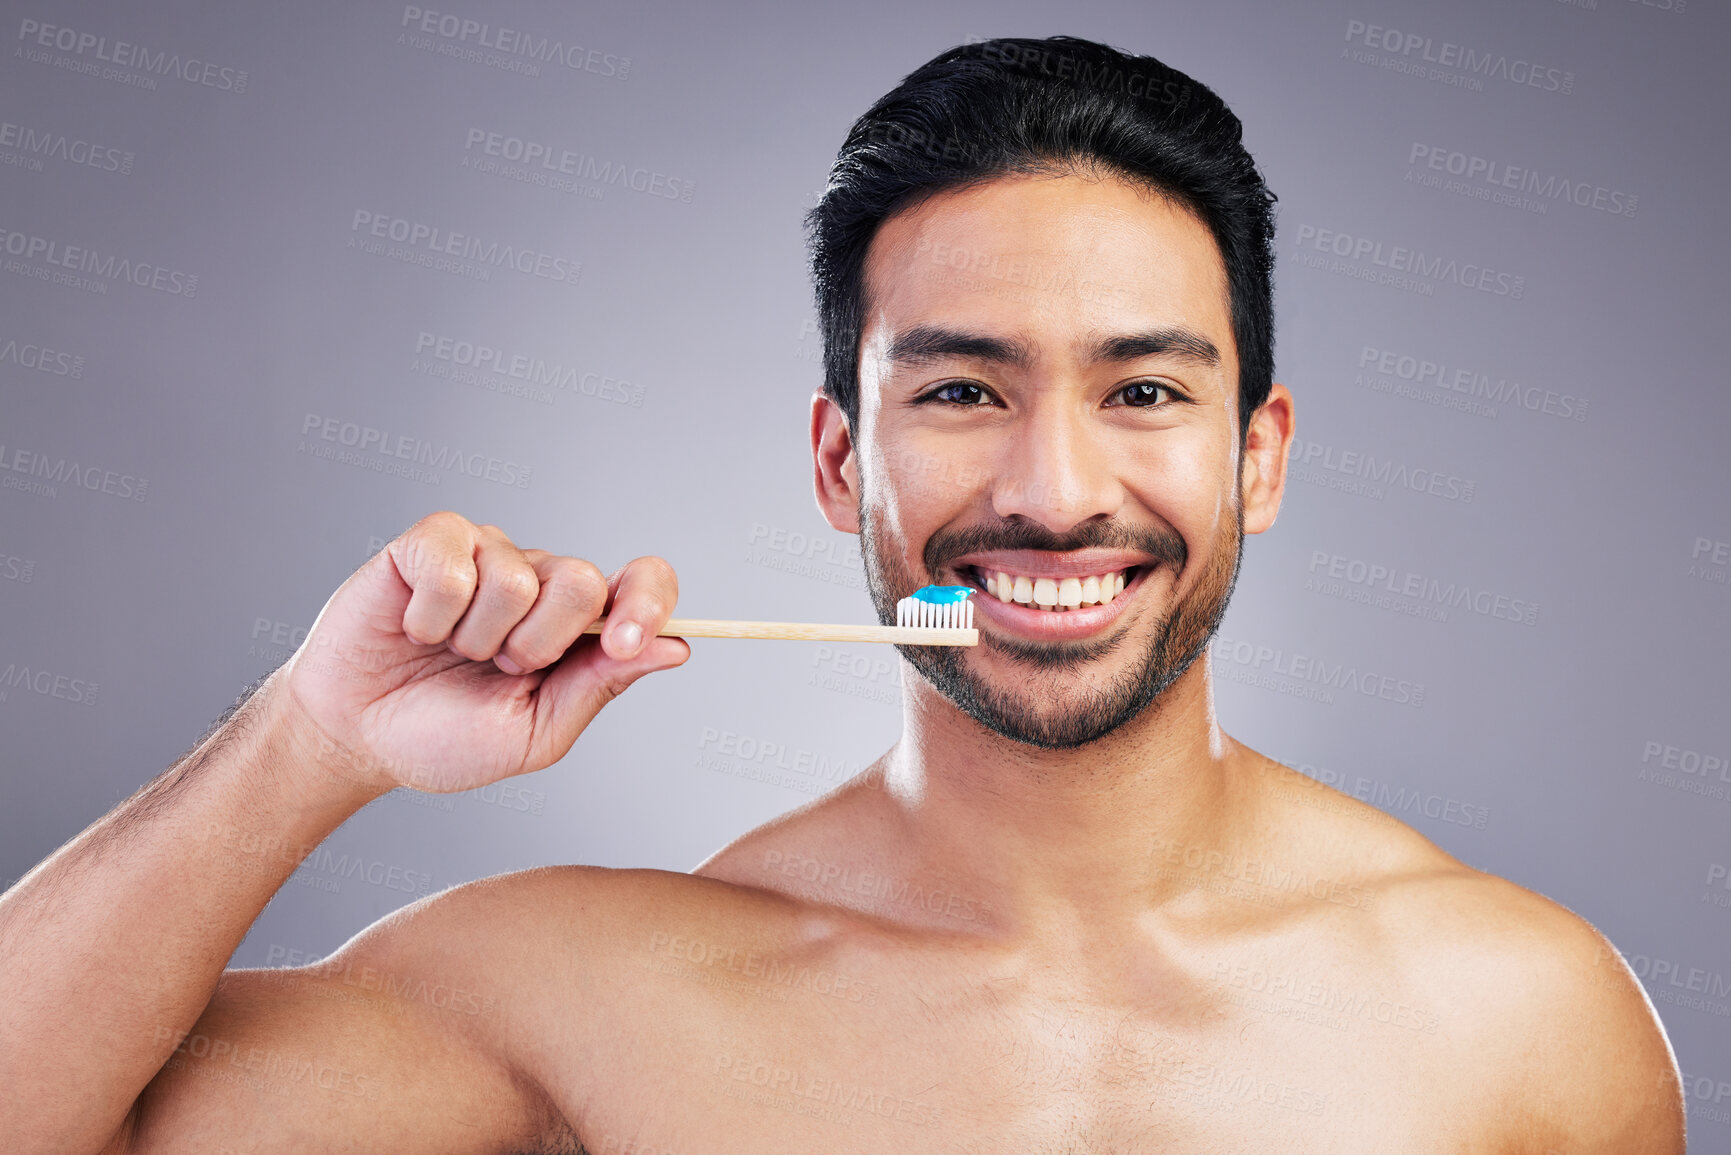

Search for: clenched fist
xmin=277 ymin=511 xmax=688 ymax=795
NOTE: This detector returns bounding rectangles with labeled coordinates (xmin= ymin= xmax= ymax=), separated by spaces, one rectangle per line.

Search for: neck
xmin=874 ymin=659 xmax=1254 ymax=939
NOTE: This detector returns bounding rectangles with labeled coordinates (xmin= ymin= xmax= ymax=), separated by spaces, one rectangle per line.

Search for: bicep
xmin=125 ymin=936 xmax=555 ymax=1152
xmin=1565 ymin=964 xmax=1688 ymax=1154
xmin=1520 ymin=921 xmax=1687 ymax=1154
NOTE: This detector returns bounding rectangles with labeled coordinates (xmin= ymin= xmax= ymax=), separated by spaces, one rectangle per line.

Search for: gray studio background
xmin=3 ymin=0 xmax=1728 ymax=1138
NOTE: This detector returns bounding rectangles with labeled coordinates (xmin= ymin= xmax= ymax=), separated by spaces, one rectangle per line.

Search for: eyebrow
xmin=1089 ymin=328 xmax=1220 ymax=368
xmin=885 ymin=324 xmax=1220 ymax=371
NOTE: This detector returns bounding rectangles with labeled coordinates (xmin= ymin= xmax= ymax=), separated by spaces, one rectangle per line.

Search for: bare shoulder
xmin=134 ymin=865 xmax=814 ymax=1153
xmin=1382 ymin=866 xmax=1683 ymax=1151
xmin=1246 ymin=752 xmax=1684 ymax=1153
xmin=326 ymin=861 xmax=826 ymax=991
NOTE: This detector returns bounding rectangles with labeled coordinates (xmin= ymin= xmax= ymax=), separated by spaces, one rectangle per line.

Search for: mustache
xmin=923 ymin=518 xmax=1188 ymax=575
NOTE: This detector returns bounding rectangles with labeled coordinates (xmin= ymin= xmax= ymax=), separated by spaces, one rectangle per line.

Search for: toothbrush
xmin=580 ymin=585 xmax=978 ymax=645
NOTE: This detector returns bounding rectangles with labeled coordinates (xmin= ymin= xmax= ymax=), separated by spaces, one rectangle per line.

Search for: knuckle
xmin=446 ymin=634 xmax=490 ymax=662
xmin=635 ymin=555 xmax=679 ymax=593
xmin=416 ymin=509 xmax=472 ymax=537
xmin=503 ymin=642 xmax=549 ymax=671
xmin=506 ymin=631 xmax=566 ymax=671
xmin=615 ymin=557 xmax=677 ymax=617
xmin=557 ymin=560 xmax=608 ymax=612
xmin=427 ymin=562 xmax=477 ymax=603
xmin=487 ymin=565 xmax=540 ymax=607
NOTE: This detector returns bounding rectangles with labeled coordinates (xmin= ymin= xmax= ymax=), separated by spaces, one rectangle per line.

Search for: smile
xmin=975 ymin=566 xmax=1133 ymax=610
xmin=942 ymin=557 xmax=1155 ymax=642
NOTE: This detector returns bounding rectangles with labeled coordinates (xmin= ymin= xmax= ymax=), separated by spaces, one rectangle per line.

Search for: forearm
xmin=0 ymin=672 xmax=385 ymax=1152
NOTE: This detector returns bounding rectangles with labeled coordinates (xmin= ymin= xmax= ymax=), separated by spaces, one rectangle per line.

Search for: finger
xmin=392 ymin=511 xmax=483 ymax=646
xmin=495 ymin=554 xmax=608 ymax=675
xmin=446 ymin=525 xmax=542 ymax=664
xmin=530 ymin=633 xmax=691 ymax=767
xmin=599 ymin=556 xmax=680 ymax=661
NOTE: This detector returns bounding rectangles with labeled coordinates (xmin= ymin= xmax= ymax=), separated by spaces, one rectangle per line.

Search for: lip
xmin=949 ymin=562 xmax=1152 ymax=642
xmin=948 ymin=549 xmax=1154 ymax=581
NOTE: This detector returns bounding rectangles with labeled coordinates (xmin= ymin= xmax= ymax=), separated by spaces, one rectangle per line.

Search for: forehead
xmin=860 ymin=170 xmax=1235 ymax=372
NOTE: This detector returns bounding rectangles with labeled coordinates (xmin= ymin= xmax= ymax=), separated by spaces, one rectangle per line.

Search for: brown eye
xmin=931 ymin=382 xmax=990 ymax=405
xmin=1116 ymin=382 xmax=1173 ymax=407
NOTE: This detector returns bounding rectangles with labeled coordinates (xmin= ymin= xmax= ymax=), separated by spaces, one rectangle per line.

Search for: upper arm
xmin=1476 ymin=896 xmax=1687 ymax=1155
xmin=1530 ymin=920 xmax=1687 ymax=1154
xmin=121 ymin=873 xmax=573 ymax=1154
xmin=1378 ymin=867 xmax=1685 ymax=1154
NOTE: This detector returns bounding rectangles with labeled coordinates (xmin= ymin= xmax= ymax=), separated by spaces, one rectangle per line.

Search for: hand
xmin=276 ymin=511 xmax=688 ymax=795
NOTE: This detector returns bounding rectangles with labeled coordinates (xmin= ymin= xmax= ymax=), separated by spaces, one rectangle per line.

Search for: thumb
xmin=537 ymin=635 xmax=690 ymax=743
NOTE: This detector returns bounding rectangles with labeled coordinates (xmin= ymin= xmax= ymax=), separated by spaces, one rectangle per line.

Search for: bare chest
xmin=559 ymin=944 xmax=1491 ymax=1155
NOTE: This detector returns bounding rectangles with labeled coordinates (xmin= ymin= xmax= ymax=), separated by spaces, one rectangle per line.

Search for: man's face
xmin=814 ymin=169 xmax=1285 ymax=749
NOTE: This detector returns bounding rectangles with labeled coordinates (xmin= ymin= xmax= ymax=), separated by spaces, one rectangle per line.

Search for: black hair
xmin=805 ymin=35 xmax=1277 ymax=442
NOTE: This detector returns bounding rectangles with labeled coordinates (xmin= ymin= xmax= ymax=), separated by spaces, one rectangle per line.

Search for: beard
xmin=860 ymin=494 xmax=1245 ymax=750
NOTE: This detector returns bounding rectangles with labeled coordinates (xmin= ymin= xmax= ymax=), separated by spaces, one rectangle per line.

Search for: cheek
xmin=869 ymin=432 xmax=986 ymax=531
xmin=860 ymin=445 xmax=925 ymax=550
xmin=1125 ymin=431 xmax=1231 ymax=533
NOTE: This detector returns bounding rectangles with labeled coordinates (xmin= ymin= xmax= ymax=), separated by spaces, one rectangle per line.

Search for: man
xmin=0 ymin=35 xmax=1684 ymax=1154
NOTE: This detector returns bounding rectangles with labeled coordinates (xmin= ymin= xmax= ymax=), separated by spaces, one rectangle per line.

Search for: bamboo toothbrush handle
xmin=581 ymin=617 xmax=978 ymax=646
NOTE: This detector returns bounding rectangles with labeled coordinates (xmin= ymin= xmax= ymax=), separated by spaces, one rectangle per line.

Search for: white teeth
xmin=975 ymin=567 xmax=1133 ymax=611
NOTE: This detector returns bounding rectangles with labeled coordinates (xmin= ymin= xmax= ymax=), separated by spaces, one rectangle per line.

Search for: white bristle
xmin=895 ymin=593 xmax=975 ymax=630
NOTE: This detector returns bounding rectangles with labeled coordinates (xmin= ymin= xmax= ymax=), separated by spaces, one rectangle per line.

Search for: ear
xmin=1240 ymin=382 xmax=1294 ymax=535
xmin=811 ymin=390 xmax=862 ymax=533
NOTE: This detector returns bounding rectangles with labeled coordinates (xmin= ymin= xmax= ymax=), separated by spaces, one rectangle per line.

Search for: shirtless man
xmin=0 ymin=35 xmax=1684 ymax=1154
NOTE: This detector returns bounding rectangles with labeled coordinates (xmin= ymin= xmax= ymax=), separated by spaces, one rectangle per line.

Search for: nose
xmin=990 ymin=397 xmax=1124 ymax=534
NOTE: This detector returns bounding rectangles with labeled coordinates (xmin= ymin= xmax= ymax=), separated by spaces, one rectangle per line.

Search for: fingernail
xmin=614 ymin=621 xmax=642 ymax=655
xmin=495 ymin=653 xmax=524 ymax=675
